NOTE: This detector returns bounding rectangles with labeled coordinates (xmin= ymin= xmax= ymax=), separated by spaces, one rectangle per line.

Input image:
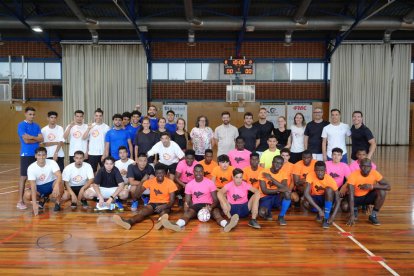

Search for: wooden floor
xmin=0 ymin=145 xmax=413 ymax=275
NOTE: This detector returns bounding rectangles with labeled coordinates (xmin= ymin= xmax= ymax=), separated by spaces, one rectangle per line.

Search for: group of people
xmin=17 ymin=104 xmax=390 ymax=232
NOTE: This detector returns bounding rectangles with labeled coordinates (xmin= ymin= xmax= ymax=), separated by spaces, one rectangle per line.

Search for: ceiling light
xmin=138 ymin=25 xmax=148 ymax=32
xmin=188 ymin=30 xmax=195 ymax=44
xmin=31 ymin=26 xmax=43 ymax=33
xmin=91 ymin=32 xmax=99 ymax=45
xmin=383 ymin=30 xmax=391 ymax=44
xmin=0 ymin=33 xmax=4 ymax=46
xmin=246 ymin=26 xmax=255 ymax=32
xmin=284 ymin=32 xmax=292 ymax=46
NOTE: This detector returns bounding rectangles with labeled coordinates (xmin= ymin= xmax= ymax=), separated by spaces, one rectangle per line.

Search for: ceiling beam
xmin=235 ymin=0 xmax=250 ymax=57
xmin=294 ymin=0 xmax=312 ymax=24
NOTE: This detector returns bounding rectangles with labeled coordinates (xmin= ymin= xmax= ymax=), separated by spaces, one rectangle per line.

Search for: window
xmin=0 ymin=62 xmax=8 ymax=79
xmin=185 ymin=63 xmax=202 ymax=80
xmin=307 ymin=63 xmax=324 ymax=80
xmin=11 ymin=62 xmax=27 ymax=79
xmin=202 ymin=63 xmax=219 ymax=80
xmin=256 ymin=63 xmax=273 ymax=80
xmin=28 ymin=62 xmax=45 ymax=79
xmin=290 ymin=63 xmax=307 ymax=80
xmin=274 ymin=63 xmax=290 ymax=80
xmin=152 ymin=63 xmax=168 ymax=80
xmin=168 ymin=63 xmax=185 ymax=80
xmin=45 ymin=62 xmax=61 ymax=79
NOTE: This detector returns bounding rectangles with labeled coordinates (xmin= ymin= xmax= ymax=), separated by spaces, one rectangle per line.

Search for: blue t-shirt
xmin=165 ymin=123 xmax=177 ymax=135
xmin=17 ymin=121 xmax=41 ymax=156
xmin=105 ymin=128 xmax=130 ymax=160
xmin=139 ymin=116 xmax=158 ymax=131
xmin=126 ymin=124 xmax=141 ymax=145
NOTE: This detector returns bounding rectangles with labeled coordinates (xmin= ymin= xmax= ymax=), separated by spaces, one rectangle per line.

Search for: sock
xmin=324 ymin=201 xmax=333 ymax=220
xmin=279 ymin=199 xmax=291 ymax=217
xmin=371 ymin=208 xmax=379 ymax=217
xmin=220 ymin=220 xmax=227 ymax=228
xmin=176 ymin=219 xmax=186 ymax=227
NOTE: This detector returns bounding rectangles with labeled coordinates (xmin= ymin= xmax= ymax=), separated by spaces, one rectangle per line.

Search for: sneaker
xmin=38 ymin=196 xmax=49 ymax=209
xmin=16 ymin=202 xmax=27 ymax=210
xmin=154 ymin=214 xmax=168 ymax=230
xmin=278 ymin=216 xmax=287 ymax=226
xmin=80 ymin=199 xmax=88 ymax=208
xmin=353 ymin=207 xmax=359 ymax=220
xmin=369 ymin=215 xmax=381 ymax=226
xmin=161 ymin=219 xmax=183 ymax=232
xmin=71 ymin=202 xmax=77 ymax=209
xmin=131 ymin=200 xmax=139 ymax=212
xmin=141 ymin=196 xmax=150 ymax=206
xmin=322 ymin=219 xmax=330 ymax=229
xmin=115 ymin=200 xmax=124 ymax=211
xmin=112 ymin=215 xmax=132 ymax=230
xmin=315 ymin=213 xmax=322 ymax=222
xmin=224 ymin=214 xmax=239 ymax=232
xmin=178 ymin=198 xmax=184 ymax=208
xmin=95 ymin=203 xmax=110 ymax=211
xmin=248 ymin=219 xmax=261 ymax=229
xmin=53 ymin=203 xmax=61 ymax=212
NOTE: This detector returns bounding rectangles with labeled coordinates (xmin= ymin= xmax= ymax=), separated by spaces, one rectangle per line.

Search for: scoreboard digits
xmin=224 ymin=58 xmax=254 ymax=75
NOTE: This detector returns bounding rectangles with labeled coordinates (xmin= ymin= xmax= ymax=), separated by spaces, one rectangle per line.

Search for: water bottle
xmin=108 ymin=203 xmax=116 ymax=210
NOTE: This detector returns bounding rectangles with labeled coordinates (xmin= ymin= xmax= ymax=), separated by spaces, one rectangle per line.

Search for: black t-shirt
xmin=172 ymin=132 xmax=190 ymax=150
xmin=134 ymin=131 xmax=159 ymax=162
xmin=238 ymin=125 xmax=259 ymax=152
xmin=253 ymin=121 xmax=274 ymax=151
xmin=351 ymin=124 xmax=374 ymax=160
xmin=304 ymin=120 xmax=330 ymax=154
xmin=95 ymin=166 xmax=124 ymax=188
xmin=274 ymin=128 xmax=291 ymax=148
xmin=127 ymin=163 xmax=155 ymax=181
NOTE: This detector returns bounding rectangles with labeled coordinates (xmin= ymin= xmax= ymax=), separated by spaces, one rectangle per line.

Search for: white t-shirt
xmin=62 ymin=162 xmax=94 ymax=187
xmin=41 ymin=125 xmax=65 ymax=158
xmin=27 ymin=159 xmax=60 ymax=185
xmin=290 ymin=125 xmax=305 ymax=153
xmin=147 ymin=141 xmax=184 ymax=166
xmin=87 ymin=123 xmax=111 ymax=155
xmin=321 ymin=123 xmax=351 ymax=158
xmin=214 ymin=124 xmax=239 ymax=156
xmin=65 ymin=124 xmax=88 ymax=156
xmin=115 ymin=158 xmax=135 ymax=183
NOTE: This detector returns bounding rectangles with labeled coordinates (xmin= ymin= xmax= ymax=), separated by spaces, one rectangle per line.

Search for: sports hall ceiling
xmin=0 ymin=0 xmax=414 ymax=44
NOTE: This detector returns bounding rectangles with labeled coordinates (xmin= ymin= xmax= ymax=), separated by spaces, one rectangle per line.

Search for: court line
xmin=0 ymin=213 xmax=50 ymax=244
xmin=0 ymin=186 xmax=17 ymax=191
xmin=0 ymin=168 xmax=18 ymax=174
xmin=141 ymin=225 xmax=200 ymax=275
xmin=333 ymin=222 xmax=399 ymax=276
xmin=0 ymin=190 xmax=18 ymax=195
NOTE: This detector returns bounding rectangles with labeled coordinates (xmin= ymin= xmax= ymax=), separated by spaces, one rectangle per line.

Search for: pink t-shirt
xmin=176 ymin=159 xmax=199 ymax=184
xmin=228 ymin=149 xmax=251 ymax=169
xmin=349 ymin=160 xmax=377 ymax=172
xmin=224 ymin=181 xmax=252 ymax=205
xmin=325 ymin=161 xmax=351 ymax=188
xmin=185 ymin=178 xmax=217 ymax=204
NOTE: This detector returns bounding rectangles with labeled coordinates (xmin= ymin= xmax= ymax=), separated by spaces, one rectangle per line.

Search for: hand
xmin=77 ymin=189 xmax=85 ymax=202
xmin=88 ymin=122 xmax=94 ymax=129
xmin=204 ymin=205 xmax=212 ymax=212
xmin=33 ymin=204 xmax=39 ymax=216
xmin=318 ymin=209 xmax=324 ymax=219
xmin=22 ymin=134 xmax=31 ymax=139
xmin=222 ymin=205 xmax=231 ymax=219
xmin=121 ymin=169 xmax=127 ymax=176
xmin=98 ymin=197 xmax=105 ymax=207
xmin=84 ymin=153 xmax=89 ymax=160
xmin=154 ymin=204 xmax=167 ymax=213
xmin=70 ymin=121 xmax=76 ymax=127
xmin=101 ymin=155 xmax=106 ymax=162
xmin=52 ymin=187 xmax=60 ymax=198
xmin=105 ymin=198 xmax=113 ymax=206
xmin=135 ymin=104 xmax=141 ymax=110
xmin=262 ymin=172 xmax=272 ymax=180
xmin=346 ymin=215 xmax=356 ymax=226
xmin=339 ymin=186 xmax=347 ymax=197
xmin=53 ymin=153 xmax=58 ymax=161
xmin=327 ymin=217 xmax=334 ymax=224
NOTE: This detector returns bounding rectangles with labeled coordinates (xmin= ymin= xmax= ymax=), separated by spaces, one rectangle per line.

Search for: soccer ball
xmin=197 ymin=208 xmax=211 ymax=222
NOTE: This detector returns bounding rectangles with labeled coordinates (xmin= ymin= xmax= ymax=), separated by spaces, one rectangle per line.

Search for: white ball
xmin=197 ymin=208 xmax=211 ymax=222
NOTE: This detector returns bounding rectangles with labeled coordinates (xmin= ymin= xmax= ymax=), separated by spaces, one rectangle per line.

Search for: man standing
xmin=322 ymin=109 xmax=351 ymax=163
xmin=214 ymin=111 xmax=238 ymax=156
xmin=41 ymin=111 xmax=65 ymax=172
xmin=64 ymin=110 xmax=88 ymax=164
xmin=238 ymin=112 xmax=259 ymax=152
xmin=253 ymin=107 xmax=274 ymax=155
xmin=17 ymin=107 xmax=43 ymax=210
xmin=165 ymin=110 xmax=177 ymax=135
xmin=104 ymin=114 xmax=133 ymax=161
xmin=304 ymin=107 xmax=329 ymax=161
xmin=350 ymin=111 xmax=376 ymax=161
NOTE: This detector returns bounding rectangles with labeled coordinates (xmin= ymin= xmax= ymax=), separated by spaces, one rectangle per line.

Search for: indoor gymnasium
xmin=0 ymin=0 xmax=413 ymax=275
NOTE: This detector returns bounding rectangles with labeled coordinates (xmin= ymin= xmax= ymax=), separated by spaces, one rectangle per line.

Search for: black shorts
xmin=354 ymin=190 xmax=377 ymax=206
xmin=70 ymin=186 xmax=83 ymax=196
xmin=69 ymin=156 xmax=89 ymax=165
xmin=149 ymin=203 xmax=171 ymax=214
xmin=47 ymin=157 xmax=64 ymax=172
xmin=88 ymin=155 xmax=102 ymax=172
xmin=189 ymin=203 xmax=208 ymax=213
xmin=160 ymin=162 xmax=178 ymax=175
xmin=20 ymin=156 xmax=36 ymax=176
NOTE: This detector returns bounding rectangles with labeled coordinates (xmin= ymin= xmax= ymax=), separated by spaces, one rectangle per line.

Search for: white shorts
xmin=87 ymin=187 xmax=118 ymax=199
xmin=312 ymin=154 xmax=324 ymax=161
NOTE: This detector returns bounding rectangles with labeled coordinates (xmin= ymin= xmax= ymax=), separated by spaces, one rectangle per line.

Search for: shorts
xmin=149 ymin=203 xmax=171 ymax=214
xmin=161 ymin=162 xmax=178 ymax=174
xmin=86 ymin=186 xmax=117 ymax=199
xmin=312 ymin=154 xmax=324 ymax=161
xmin=354 ymin=190 xmax=377 ymax=206
xmin=88 ymin=155 xmax=102 ymax=172
xmin=47 ymin=157 xmax=64 ymax=172
xmin=37 ymin=181 xmax=54 ymax=196
xmin=311 ymin=195 xmax=325 ymax=209
xmin=230 ymin=202 xmax=250 ymax=218
xmin=259 ymin=194 xmax=282 ymax=211
xmin=20 ymin=156 xmax=36 ymax=176
xmin=189 ymin=203 xmax=208 ymax=213
xmin=71 ymin=186 xmax=83 ymax=196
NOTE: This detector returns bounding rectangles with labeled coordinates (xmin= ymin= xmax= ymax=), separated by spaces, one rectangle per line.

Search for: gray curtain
xmin=330 ymin=44 xmax=411 ymax=145
xmin=62 ymin=44 xmax=147 ymax=126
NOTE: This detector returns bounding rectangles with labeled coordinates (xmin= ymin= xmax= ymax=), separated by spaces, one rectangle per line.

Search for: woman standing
xmin=190 ymin=116 xmax=214 ymax=161
xmin=134 ymin=117 xmax=159 ymax=163
xmin=172 ymin=118 xmax=191 ymax=151
xmin=287 ymin=113 xmax=306 ymax=164
xmin=273 ymin=116 xmax=291 ymax=150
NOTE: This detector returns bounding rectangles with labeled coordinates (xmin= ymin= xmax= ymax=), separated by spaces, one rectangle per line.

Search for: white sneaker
xmin=16 ymin=202 xmax=27 ymax=210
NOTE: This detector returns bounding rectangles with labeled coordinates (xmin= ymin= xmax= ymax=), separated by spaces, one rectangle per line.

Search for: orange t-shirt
xmin=347 ymin=170 xmax=383 ymax=197
xmin=293 ymin=160 xmax=317 ymax=179
xmin=199 ymin=160 xmax=218 ymax=180
xmin=305 ymin=172 xmax=338 ymax=196
xmin=243 ymin=166 xmax=264 ymax=189
xmin=211 ymin=165 xmax=234 ymax=188
xmin=281 ymin=162 xmax=294 ymax=189
xmin=143 ymin=177 xmax=178 ymax=204
xmin=258 ymin=168 xmax=287 ymax=198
